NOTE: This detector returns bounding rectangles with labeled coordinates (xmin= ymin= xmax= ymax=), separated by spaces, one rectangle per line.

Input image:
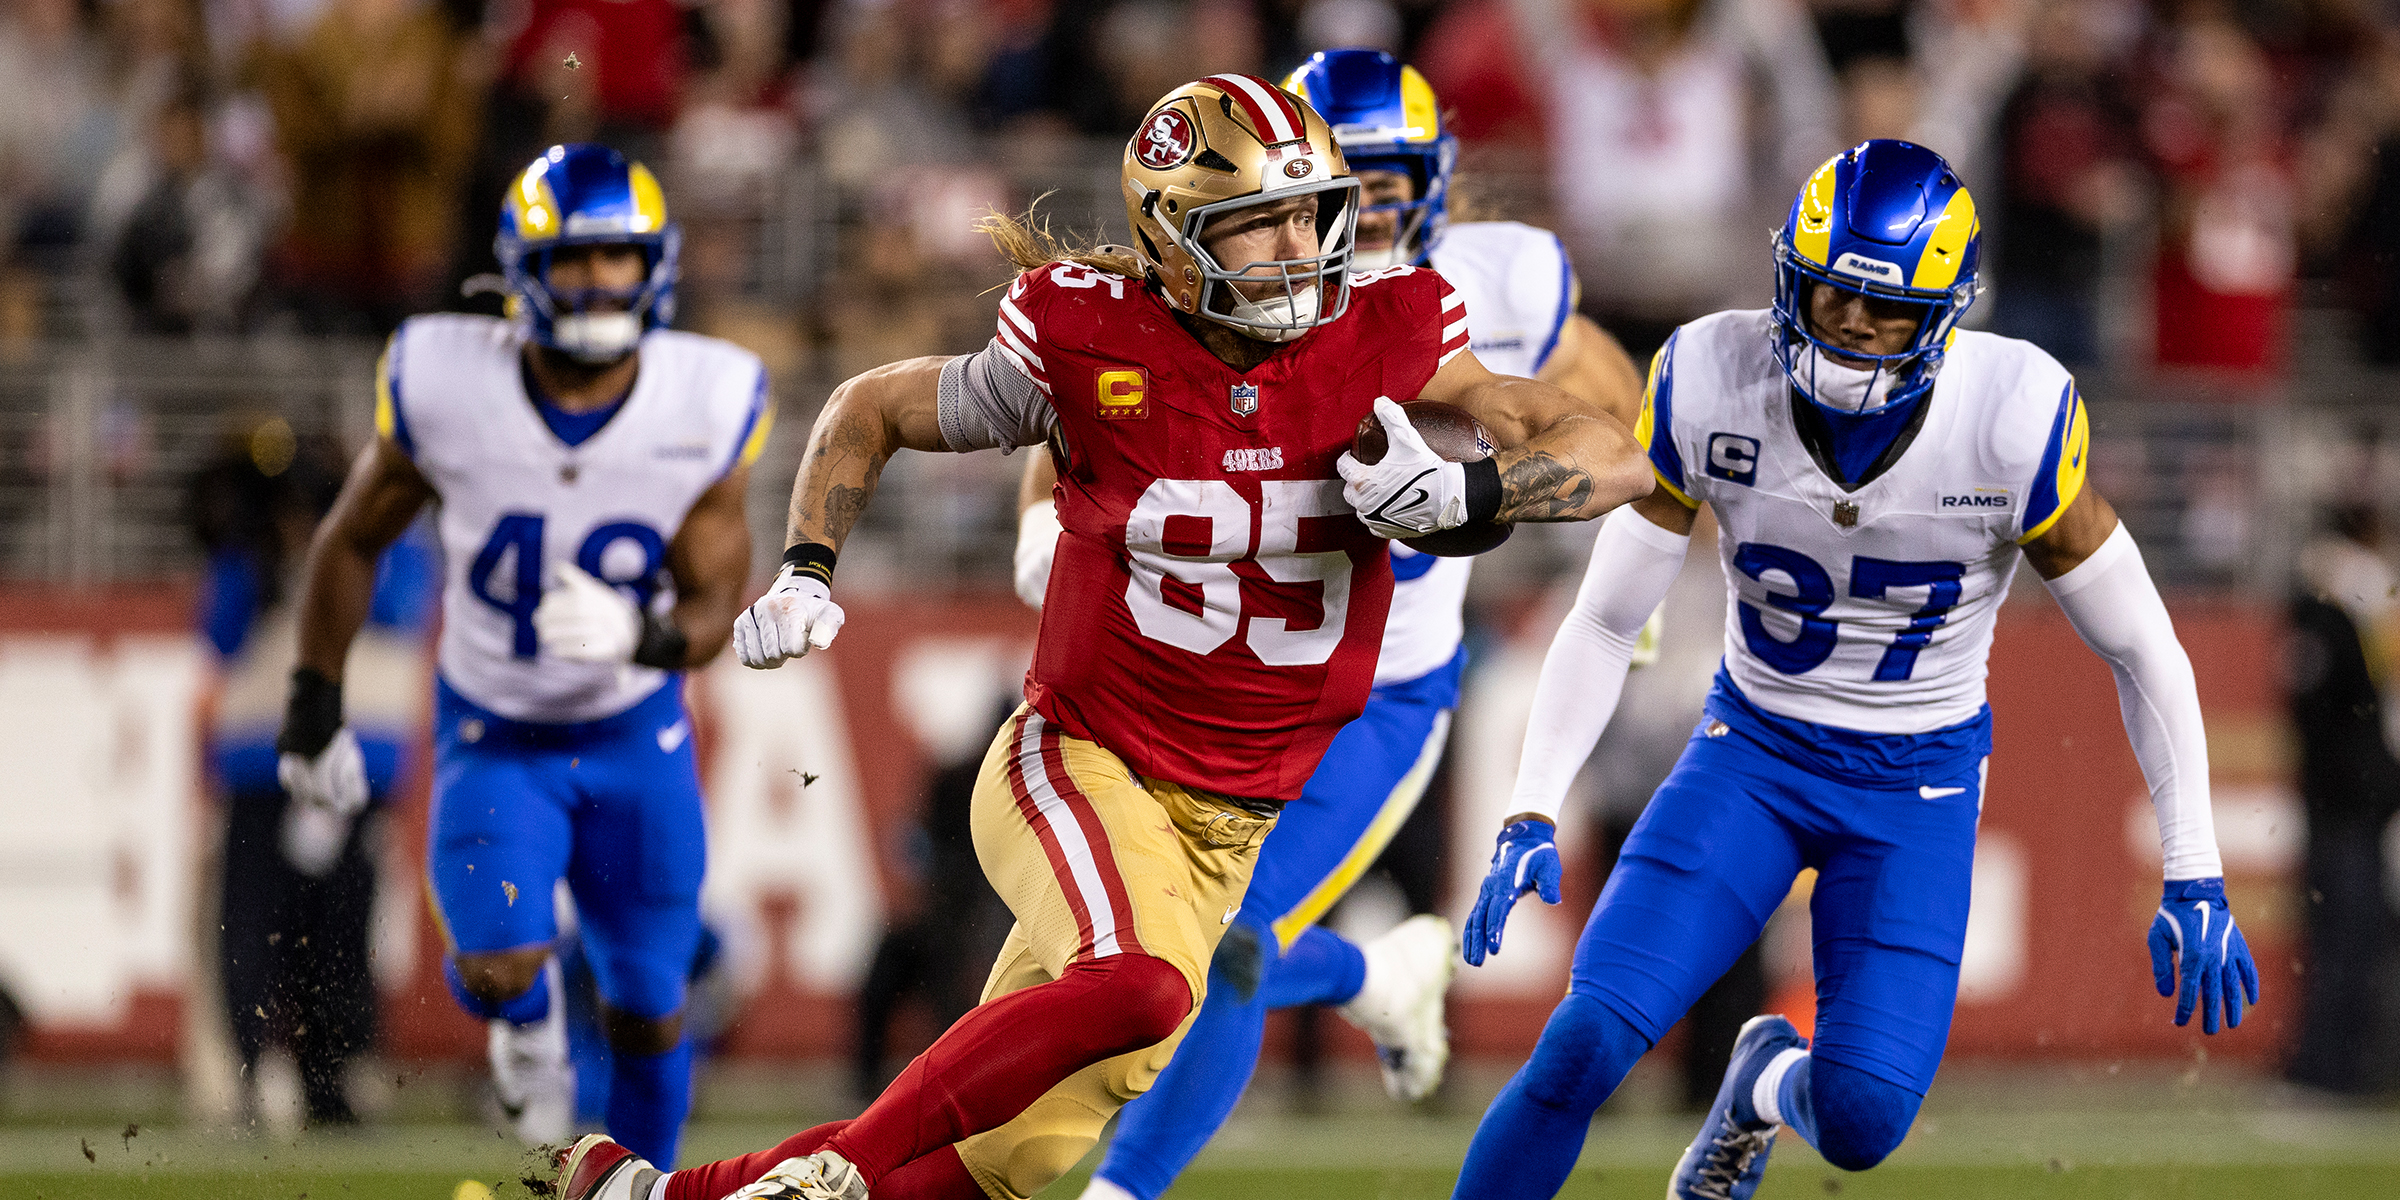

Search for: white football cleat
xmin=556 ymin=1133 xmax=663 ymax=1200
xmin=728 ymin=1150 xmax=869 ymax=1200
xmin=1338 ymin=913 xmax=1458 ymax=1102
xmin=490 ymin=960 xmax=575 ymax=1146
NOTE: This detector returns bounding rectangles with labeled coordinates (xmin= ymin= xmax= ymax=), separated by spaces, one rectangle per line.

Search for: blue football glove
xmin=1462 ymin=818 xmax=1562 ymax=967
xmin=2147 ymin=877 xmax=2261 ymax=1035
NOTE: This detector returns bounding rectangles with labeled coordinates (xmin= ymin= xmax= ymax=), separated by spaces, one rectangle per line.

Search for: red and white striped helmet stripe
xmin=1206 ymin=73 xmax=1307 ymax=146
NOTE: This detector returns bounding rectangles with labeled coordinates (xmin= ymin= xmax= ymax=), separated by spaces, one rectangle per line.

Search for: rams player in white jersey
xmin=1004 ymin=50 xmax=1644 ymax=1200
xmin=1453 ymin=139 xmax=2262 ymax=1200
xmin=275 ymin=145 xmax=767 ymax=1167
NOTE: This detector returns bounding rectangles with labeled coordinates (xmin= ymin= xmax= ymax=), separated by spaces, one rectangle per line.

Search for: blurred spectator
xmin=806 ymin=0 xmax=976 ymax=188
xmin=257 ymin=0 xmax=480 ymax=334
xmin=2308 ymin=30 xmax=2400 ymax=364
xmin=193 ymin=414 xmax=434 ymax=1127
xmin=495 ymin=0 xmax=689 ymax=162
xmin=1516 ymin=0 xmax=1841 ymax=357
xmin=1988 ymin=0 xmax=2143 ymax=365
xmin=1815 ymin=0 xmax=2030 ymax=191
xmin=2140 ymin=3 xmax=2294 ymax=374
xmin=0 ymin=0 xmax=121 ymax=275
xmin=88 ymin=73 xmax=273 ymax=333
xmin=2285 ymin=503 xmax=2400 ymax=1097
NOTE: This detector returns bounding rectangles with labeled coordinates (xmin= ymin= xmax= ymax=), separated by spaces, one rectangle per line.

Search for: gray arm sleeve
xmin=937 ymin=342 xmax=1057 ymax=453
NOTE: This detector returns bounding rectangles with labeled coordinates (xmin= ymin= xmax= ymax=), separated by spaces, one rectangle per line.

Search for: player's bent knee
xmin=1811 ymin=1060 xmax=1920 ymax=1172
xmin=452 ymin=947 xmax=550 ymax=1005
xmin=1069 ymin=953 xmax=1192 ymax=1050
xmin=1519 ymin=992 xmax=1650 ymax=1113
xmin=601 ymin=1004 xmax=684 ymax=1057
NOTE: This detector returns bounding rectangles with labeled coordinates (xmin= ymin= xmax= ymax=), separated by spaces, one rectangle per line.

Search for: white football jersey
xmin=379 ymin=314 xmax=770 ymax=724
xmin=1640 ymin=310 xmax=2089 ymax=733
xmin=1374 ymin=222 xmax=1582 ymax=687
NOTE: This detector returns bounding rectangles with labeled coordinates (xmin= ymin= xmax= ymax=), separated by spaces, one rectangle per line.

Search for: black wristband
xmin=1463 ymin=456 xmax=1503 ymax=525
xmin=632 ymin=610 xmax=691 ymax=671
xmin=781 ymin=541 xmax=837 ymax=585
xmin=277 ymin=666 xmax=344 ymax=758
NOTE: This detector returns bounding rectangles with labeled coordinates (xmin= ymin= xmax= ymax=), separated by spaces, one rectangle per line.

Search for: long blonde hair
xmin=975 ymin=198 xmax=1146 ymax=279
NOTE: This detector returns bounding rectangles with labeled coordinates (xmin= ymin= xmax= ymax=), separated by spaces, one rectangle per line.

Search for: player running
xmin=998 ymin=50 xmax=1644 ymax=1200
xmin=552 ymin=72 xmax=1650 ymax=1200
xmin=276 ymin=144 xmax=767 ymax=1166
xmin=1452 ymin=139 xmax=2262 ymax=1200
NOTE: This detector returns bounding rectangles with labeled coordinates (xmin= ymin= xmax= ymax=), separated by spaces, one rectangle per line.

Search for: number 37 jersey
xmin=946 ymin=261 xmax=1466 ymax=800
xmin=1641 ymin=310 xmax=2089 ymax=734
xmin=380 ymin=314 xmax=770 ymax=724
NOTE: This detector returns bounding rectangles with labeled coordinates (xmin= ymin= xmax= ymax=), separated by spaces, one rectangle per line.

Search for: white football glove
xmin=277 ymin=727 xmax=368 ymax=878
xmin=534 ymin=562 xmax=643 ymax=663
xmin=734 ymin=568 xmax=847 ymax=668
xmin=1336 ymin=397 xmax=1468 ymax=538
xmin=1015 ymin=500 xmax=1062 ymax=611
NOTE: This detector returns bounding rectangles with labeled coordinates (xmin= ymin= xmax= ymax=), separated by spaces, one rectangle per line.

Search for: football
xmin=1351 ymin=400 xmax=1514 ymax=557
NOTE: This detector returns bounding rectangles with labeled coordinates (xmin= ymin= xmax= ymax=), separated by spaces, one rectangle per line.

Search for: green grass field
xmin=7 ymin=1062 xmax=2397 ymax=1199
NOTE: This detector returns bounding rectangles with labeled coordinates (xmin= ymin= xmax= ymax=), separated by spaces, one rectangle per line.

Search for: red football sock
xmin=827 ymin=953 xmax=1191 ymax=1183
xmin=664 ymin=1121 xmax=846 ymax=1200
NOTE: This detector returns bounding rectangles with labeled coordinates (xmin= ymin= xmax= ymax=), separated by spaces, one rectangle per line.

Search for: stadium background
xmin=2 ymin=0 xmax=2398 ymax=1194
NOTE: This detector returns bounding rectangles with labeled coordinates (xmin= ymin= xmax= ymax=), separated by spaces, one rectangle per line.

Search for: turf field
xmin=6 ymin=1063 xmax=2397 ymax=1199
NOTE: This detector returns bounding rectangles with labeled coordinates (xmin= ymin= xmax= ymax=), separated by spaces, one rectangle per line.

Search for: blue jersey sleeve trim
xmin=2020 ymin=381 xmax=2078 ymax=541
xmin=719 ymin=366 xmax=771 ymax=480
xmin=377 ymin=328 xmax=417 ymax=458
xmin=1643 ymin=330 xmax=1690 ymax=498
xmin=1529 ymin=233 xmax=1576 ymax=375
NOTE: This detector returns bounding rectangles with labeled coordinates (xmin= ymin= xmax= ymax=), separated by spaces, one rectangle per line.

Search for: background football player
xmin=274 ymin=144 xmax=768 ymax=1167
xmin=554 ymin=73 xmax=1650 ymax=1200
xmin=1452 ymin=139 xmax=2261 ymax=1200
xmin=997 ymin=49 xmax=1646 ymax=1200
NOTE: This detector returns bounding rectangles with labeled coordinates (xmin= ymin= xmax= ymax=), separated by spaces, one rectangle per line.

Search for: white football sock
xmin=1078 ymin=1176 xmax=1139 ymax=1200
xmin=649 ymin=1175 xmax=672 ymax=1200
xmin=1752 ymin=1047 xmax=1809 ymax=1126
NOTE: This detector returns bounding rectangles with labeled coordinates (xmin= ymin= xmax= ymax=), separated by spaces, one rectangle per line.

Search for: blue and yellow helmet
xmin=1772 ymin=139 xmax=1981 ymax=412
xmin=1283 ymin=49 xmax=1456 ymax=271
xmin=494 ymin=144 xmax=680 ymax=363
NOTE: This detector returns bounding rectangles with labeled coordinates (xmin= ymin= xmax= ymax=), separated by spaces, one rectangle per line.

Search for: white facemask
xmin=1223 ymin=279 xmax=1321 ymax=343
xmin=1787 ymin=344 xmax=1896 ymax=413
xmin=551 ymin=312 xmax=643 ymax=363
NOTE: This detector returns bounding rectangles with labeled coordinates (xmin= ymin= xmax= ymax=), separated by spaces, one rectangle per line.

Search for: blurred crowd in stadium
xmin=5 ymin=0 xmax=2400 ymax=376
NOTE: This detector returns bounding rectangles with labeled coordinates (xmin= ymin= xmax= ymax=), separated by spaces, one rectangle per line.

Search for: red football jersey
xmin=1002 ymin=261 xmax=1470 ymax=800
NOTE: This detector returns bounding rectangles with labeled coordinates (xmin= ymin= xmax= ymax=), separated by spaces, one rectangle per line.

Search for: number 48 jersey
xmin=380 ymin=314 xmax=770 ymax=724
xmin=947 ymin=260 xmax=1467 ymax=800
xmin=1641 ymin=310 xmax=2089 ymax=734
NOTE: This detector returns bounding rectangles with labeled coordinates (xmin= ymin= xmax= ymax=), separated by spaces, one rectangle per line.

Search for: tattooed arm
xmin=1419 ymin=348 xmax=1652 ymax=523
xmin=784 ymin=356 xmax=955 ymax=552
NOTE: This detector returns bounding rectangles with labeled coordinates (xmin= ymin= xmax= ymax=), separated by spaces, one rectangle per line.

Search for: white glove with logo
xmin=1337 ymin=397 xmax=1468 ymax=538
xmin=277 ymin=727 xmax=368 ymax=878
xmin=534 ymin=562 xmax=642 ymax=663
xmin=734 ymin=568 xmax=847 ymax=668
xmin=1015 ymin=500 xmax=1062 ymax=611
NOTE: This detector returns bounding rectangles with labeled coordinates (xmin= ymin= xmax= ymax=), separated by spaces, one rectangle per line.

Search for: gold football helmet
xmin=1121 ymin=74 xmax=1360 ymax=342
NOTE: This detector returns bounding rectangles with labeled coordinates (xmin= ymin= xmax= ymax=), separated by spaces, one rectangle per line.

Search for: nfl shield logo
xmin=1230 ymin=382 xmax=1259 ymax=416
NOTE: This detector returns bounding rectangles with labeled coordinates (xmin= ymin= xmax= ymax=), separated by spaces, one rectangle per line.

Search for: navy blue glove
xmin=1462 ymin=818 xmax=1562 ymax=967
xmin=2147 ymin=877 xmax=2261 ymax=1035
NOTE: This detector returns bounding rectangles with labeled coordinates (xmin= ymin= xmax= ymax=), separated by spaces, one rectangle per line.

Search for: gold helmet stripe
xmin=1207 ymin=72 xmax=1307 ymax=145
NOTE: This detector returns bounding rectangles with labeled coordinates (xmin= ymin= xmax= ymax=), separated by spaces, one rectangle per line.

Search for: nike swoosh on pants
xmin=1919 ymin=786 xmax=1967 ymax=799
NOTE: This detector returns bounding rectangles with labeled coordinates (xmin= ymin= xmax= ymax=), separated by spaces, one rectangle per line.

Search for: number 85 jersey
xmin=381 ymin=314 xmax=770 ymax=724
xmin=1641 ymin=310 xmax=2089 ymax=734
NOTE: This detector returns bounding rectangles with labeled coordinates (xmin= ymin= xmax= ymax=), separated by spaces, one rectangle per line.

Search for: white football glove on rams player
xmin=734 ymin=566 xmax=847 ymax=668
xmin=534 ymin=562 xmax=642 ymax=663
xmin=277 ymin=665 xmax=370 ymax=878
xmin=1337 ymin=397 xmax=1469 ymax=538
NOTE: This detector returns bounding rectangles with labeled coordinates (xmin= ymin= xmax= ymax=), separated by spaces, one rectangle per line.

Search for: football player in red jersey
xmin=552 ymin=74 xmax=1651 ymax=1200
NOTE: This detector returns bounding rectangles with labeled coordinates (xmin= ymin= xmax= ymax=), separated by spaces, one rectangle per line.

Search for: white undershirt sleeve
xmin=1509 ymin=505 xmax=1694 ymax=824
xmin=2041 ymin=522 xmax=2224 ymax=880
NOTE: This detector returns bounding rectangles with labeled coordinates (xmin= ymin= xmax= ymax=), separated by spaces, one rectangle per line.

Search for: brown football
xmin=1351 ymin=400 xmax=1514 ymax=557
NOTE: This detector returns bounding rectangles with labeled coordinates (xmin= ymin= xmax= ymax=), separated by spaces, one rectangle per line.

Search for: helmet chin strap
xmin=550 ymin=312 xmax=643 ymax=363
xmin=1223 ymin=281 xmax=1320 ymax=343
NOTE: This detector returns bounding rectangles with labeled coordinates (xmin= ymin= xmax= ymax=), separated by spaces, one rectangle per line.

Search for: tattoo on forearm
xmin=1497 ymin=451 xmax=1596 ymax=522
xmin=789 ymin=412 xmax=890 ymax=547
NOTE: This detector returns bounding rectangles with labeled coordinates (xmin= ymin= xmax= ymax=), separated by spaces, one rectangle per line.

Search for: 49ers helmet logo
xmin=1137 ymin=108 xmax=1196 ymax=170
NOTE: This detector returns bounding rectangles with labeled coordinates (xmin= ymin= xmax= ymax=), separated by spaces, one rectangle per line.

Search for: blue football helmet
xmin=494 ymin=144 xmax=680 ymax=363
xmin=1772 ymin=139 xmax=1981 ymax=413
xmin=1283 ymin=49 xmax=1457 ymax=271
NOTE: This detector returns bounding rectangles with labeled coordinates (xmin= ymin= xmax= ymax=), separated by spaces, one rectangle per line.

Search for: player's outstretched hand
xmin=276 ymin=728 xmax=368 ymax=877
xmin=535 ymin=562 xmax=642 ymax=663
xmin=733 ymin=568 xmax=846 ymax=669
xmin=2147 ymin=877 xmax=2261 ymax=1034
xmin=1338 ymin=397 xmax=1468 ymax=539
xmin=1462 ymin=817 xmax=1562 ymax=966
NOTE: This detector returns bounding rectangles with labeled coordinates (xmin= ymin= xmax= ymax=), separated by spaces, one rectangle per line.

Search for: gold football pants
xmin=954 ymin=706 xmax=1273 ymax=1200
